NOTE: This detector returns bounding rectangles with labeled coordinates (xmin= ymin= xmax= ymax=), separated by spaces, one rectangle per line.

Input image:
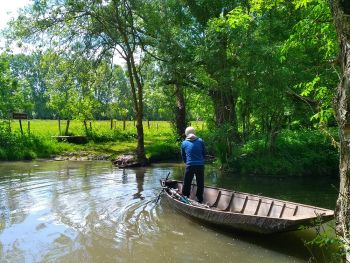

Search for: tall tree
xmin=140 ymin=0 xmax=193 ymax=138
xmin=329 ymin=0 xmax=350 ymax=261
xmin=42 ymin=52 xmax=79 ymax=135
xmin=9 ymin=52 xmax=52 ymax=119
xmin=184 ymin=0 xmax=241 ymax=140
xmin=0 ymin=53 xmax=31 ymax=120
xmin=9 ymin=0 xmax=153 ymax=164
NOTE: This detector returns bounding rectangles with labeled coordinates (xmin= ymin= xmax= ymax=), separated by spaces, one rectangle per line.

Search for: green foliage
xmin=202 ymin=123 xmax=234 ymax=165
xmin=0 ymin=0 xmax=341 ymax=178
xmin=211 ymin=129 xmax=339 ymax=176
xmin=302 ymin=217 xmax=345 ymax=262
xmin=0 ymin=123 xmax=60 ymax=160
xmin=281 ymin=0 xmax=338 ymax=127
xmin=146 ymin=142 xmax=180 ymax=162
xmin=0 ymin=53 xmax=32 ymax=118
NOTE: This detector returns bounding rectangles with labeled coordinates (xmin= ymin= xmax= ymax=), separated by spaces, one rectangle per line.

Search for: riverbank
xmin=0 ymin=120 xmax=180 ymax=162
xmin=0 ymin=120 xmax=339 ymax=177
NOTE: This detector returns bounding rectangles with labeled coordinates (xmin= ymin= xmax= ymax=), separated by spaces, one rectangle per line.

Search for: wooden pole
xmin=148 ymin=120 xmax=150 ymax=129
xmin=58 ymin=118 xmax=61 ymax=135
xmin=123 ymin=119 xmax=126 ymax=130
xmin=110 ymin=119 xmax=113 ymax=129
xmin=28 ymin=120 xmax=30 ymax=135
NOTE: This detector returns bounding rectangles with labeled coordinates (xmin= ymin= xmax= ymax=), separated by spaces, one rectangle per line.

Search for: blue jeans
xmin=182 ymin=165 xmax=204 ymax=203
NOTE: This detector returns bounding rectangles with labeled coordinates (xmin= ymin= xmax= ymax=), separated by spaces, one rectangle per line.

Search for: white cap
xmin=185 ymin=126 xmax=196 ymax=136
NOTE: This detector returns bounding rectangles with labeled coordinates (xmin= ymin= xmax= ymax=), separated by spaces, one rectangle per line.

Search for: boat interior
xmin=164 ymin=180 xmax=333 ymax=220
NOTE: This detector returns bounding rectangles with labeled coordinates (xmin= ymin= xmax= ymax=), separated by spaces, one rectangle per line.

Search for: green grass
xmin=2 ymin=119 xmax=182 ymax=161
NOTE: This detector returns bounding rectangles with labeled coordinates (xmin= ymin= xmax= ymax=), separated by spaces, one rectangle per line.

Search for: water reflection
xmin=133 ymin=169 xmax=145 ymax=200
xmin=0 ymin=161 xmax=338 ymax=263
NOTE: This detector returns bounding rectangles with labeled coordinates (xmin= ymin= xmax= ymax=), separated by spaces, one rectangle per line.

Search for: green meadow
xmin=1 ymin=119 xmax=205 ymax=161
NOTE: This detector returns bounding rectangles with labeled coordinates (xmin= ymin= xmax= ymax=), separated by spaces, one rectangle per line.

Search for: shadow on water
xmin=181 ymin=216 xmax=335 ymax=262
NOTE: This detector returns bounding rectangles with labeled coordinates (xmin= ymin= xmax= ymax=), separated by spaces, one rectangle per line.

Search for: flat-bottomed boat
xmin=160 ymin=180 xmax=334 ymax=234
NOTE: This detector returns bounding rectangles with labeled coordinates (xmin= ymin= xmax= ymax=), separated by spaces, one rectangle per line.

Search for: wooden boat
xmin=160 ymin=180 xmax=334 ymax=234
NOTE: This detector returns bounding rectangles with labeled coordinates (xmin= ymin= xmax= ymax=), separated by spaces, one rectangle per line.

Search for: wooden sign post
xmin=12 ymin=112 xmax=28 ymax=135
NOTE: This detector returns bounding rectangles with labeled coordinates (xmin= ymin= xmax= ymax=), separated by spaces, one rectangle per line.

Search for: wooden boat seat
xmin=210 ymin=191 xmax=222 ymax=208
xmin=206 ymin=191 xmax=302 ymax=218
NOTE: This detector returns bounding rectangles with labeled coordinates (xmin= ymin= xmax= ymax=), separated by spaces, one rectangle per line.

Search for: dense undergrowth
xmin=203 ymin=128 xmax=339 ymax=177
xmin=0 ymin=128 xmax=61 ymax=160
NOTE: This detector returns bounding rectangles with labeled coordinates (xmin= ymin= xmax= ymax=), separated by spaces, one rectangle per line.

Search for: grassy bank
xmin=1 ymin=120 xmax=339 ymax=178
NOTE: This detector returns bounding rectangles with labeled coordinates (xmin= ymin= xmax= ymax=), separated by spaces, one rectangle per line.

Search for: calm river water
xmin=0 ymin=160 xmax=338 ymax=263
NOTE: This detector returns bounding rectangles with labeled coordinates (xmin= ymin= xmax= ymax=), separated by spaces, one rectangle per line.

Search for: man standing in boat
xmin=181 ymin=126 xmax=206 ymax=203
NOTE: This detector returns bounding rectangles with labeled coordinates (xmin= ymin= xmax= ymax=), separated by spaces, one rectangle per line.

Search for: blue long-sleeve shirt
xmin=181 ymin=138 xmax=206 ymax=166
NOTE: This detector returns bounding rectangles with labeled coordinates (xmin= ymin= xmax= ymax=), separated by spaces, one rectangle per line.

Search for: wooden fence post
xmin=19 ymin=119 xmax=23 ymax=135
xmin=12 ymin=113 xmax=27 ymax=135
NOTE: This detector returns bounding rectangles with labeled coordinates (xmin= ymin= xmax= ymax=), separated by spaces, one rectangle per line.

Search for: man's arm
xmin=181 ymin=144 xmax=187 ymax=163
xmin=202 ymin=140 xmax=206 ymax=158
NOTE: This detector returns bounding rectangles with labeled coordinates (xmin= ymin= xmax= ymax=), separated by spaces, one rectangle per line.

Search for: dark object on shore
xmin=113 ymin=154 xmax=142 ymax=168
xmin=52 ymin=136 xmax=88 ymax=144
xmin=160 ymin=180 xmax=334 ymax=234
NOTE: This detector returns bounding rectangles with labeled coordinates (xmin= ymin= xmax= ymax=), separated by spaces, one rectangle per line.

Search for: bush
xmin=0 ymin=125 xmax=60 ymax=160
xmin=230 ymin=129 xmax=339 ymax=177
xmin=146 ymin=141 xmax=180 ymax=162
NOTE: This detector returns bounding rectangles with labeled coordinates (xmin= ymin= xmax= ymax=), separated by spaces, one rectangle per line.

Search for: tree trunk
xmin=84 ymin=120 xmax=88 ymax=134
xmin=330 ymin=0 xmax=350 ymax=261
xmin=125 ymin=55 xmax=148 ymax=165
xmin=58 ymin=118 xmax=61 ymax=135
xmin=65 ymin=119 xmax=70 ymax=136
xmin=174 ymin=83 xmax=187 ymax=138
xmin=211 ymin=89 xmax=240 ymax=142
